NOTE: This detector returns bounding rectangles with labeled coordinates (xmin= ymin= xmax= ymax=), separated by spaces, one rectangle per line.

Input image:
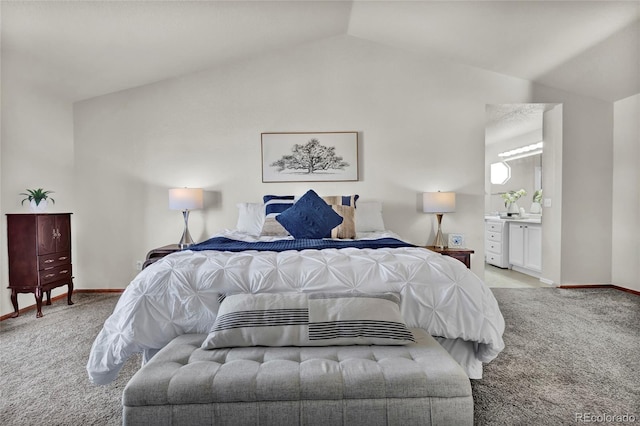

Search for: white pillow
xmin=236 ymin=203 xmax=265 ymax=236
xmin=201 ymin=292 xmax=415 ymax=349
xmin=355 ymin=201 xmax=385 ymax=232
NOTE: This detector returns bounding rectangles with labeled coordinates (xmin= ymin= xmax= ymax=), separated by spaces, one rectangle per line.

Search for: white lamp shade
xmin=423 ymin=192 xmax=456 ymax=213
xmin=169 ymin=188 xmax=204 ymax=210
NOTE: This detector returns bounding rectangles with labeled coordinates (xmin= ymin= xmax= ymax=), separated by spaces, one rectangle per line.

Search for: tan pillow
xmin=322 ymin=195 xmax=358 ymax=207
xmin=330 ymin=205 xmax=356 ymax=239
xmin=260 ymin=217 xmax=290 ymax=236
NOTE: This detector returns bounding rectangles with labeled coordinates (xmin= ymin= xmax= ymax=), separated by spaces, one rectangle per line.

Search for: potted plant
xmin=501 ymin=189 xmax=526 ymax=215
xmin=20 ymin=188 xmax=55 ymax=212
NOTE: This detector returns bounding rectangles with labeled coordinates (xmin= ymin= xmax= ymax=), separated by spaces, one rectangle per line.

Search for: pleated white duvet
xmin=87 ymin=231 xmax=505 ymax=385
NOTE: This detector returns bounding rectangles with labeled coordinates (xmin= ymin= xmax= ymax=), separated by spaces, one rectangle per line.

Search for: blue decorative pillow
xmin=276 ymin=190 xmax=343 ymax=239
xmin=263 ymin=194 xmax=295 ymax=216
xmin=261 ymin=195 xmax=296 ymax=236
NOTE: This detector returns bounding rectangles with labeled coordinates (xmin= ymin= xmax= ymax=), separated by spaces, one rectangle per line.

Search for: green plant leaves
xmin=19 ymin=188 xmax=55 ymax=205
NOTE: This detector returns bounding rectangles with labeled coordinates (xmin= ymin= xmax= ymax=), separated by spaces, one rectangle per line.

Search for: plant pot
xmin=30 ymin=199 xmax=48 ymax=213
xmin=530 ymin=202 xmax=542 ymax=214
xmin=507 ymin=202 xmax=519 ymax=215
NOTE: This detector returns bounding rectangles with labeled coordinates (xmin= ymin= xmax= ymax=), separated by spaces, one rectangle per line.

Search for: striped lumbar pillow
xmin=307 ymin=292 xmax=414 ymax=344
xmin=201 ymin=292 xmax=414 ymax=349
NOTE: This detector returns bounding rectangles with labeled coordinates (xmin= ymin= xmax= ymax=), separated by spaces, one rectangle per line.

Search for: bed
xmin=87 ymin=191 xmax=505 ymax=388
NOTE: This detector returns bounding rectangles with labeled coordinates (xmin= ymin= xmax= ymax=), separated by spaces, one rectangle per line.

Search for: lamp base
xmin=178 ymin=210 xmax=195 ymax=249
xmin=430 ymin=213 xmax=446 ymax=249
xmin=178 ymin=240 xmax=194 ymax=250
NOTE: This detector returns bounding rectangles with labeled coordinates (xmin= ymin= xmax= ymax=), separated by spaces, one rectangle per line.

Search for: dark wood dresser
xmin=6 ymin=213 xmax=74 ymax=318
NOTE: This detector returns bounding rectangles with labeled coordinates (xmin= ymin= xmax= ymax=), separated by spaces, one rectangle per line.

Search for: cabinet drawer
xmin=39 ymin=265 xmax=72 ymax=285
xmin=487 ymin=232 xmax=502 ymax=242
xmin=485 ymin=241 xmax=502 ymax=254
xmin=485 ymin=222 xmax=503 ymax=233
xmin=38 ymin=252 xmax=71 ymax=271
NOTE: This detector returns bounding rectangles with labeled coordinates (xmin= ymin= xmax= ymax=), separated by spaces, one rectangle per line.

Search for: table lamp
xmin=423 ymin=191 xmax=456 ymax=249
xmin=169 ymin=188 xmax=204 ymax=249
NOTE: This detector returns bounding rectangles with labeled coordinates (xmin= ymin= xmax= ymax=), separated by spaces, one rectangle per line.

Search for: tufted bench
xmin=122 ymin=329 xmax=472 ymax=425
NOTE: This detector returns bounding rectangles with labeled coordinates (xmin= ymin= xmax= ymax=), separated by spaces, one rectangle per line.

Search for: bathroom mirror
xmin=485 ymin=104 xmax=546 ymax=215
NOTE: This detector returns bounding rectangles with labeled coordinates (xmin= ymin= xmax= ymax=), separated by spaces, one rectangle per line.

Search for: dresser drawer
xmin=39 ymin=265 xmax=72 ymax=285
xmin=486 ymin=241 xmax=502 ymax=254
xmin=486 ymin=253 xmax=503 ymax=265
xmin=38 ymin=252 xmax=71 ymax=271
xmin=486 ymin=231 xmax=503 ymax=242
xmin=485 ymin=222 xmax=503 ymax=233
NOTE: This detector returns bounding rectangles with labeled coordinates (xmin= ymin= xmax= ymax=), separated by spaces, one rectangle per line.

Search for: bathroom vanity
xmin=485 ymin=216 xmax=542 ymax=277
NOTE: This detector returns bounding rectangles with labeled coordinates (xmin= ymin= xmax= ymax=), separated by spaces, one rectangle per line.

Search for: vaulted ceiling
xmin=2 ymin=0 xmax=638 ymax=103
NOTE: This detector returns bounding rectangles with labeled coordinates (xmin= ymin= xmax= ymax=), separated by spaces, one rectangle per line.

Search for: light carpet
xmin=0 ymin=289 xmax=638 ymax=425
xmin=473 ymin=288 xmax=639 ymax=425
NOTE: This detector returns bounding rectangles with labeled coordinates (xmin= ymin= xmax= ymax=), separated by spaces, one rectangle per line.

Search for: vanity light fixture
xmin=498 ymin=141 xmax=543 ymax=161
xmin=169 ymin=187 xmax=204 ymax=249
xmin=423 ymin=191 xmax=456 ymax=249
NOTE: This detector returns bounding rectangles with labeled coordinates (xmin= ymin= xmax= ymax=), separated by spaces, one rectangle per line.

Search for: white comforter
xmin=87 ymin=231 xmax=504 ymax=385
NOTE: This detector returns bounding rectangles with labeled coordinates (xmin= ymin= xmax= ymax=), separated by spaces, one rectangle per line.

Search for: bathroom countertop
xmin=485 ymin=215 xmax=542 ymax=224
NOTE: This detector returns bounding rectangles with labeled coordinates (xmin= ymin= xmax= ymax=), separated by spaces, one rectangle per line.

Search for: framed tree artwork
xmin=261 ymin=132 xmax=359 ymax=182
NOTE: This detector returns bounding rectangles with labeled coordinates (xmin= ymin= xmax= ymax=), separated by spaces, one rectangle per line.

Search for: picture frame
xmin=261 ymin=132 xmax=358 ymax=183
xmin=448 ymin=233 xmax=465 ymax=248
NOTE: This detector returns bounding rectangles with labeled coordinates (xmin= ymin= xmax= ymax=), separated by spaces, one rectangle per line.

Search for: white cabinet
xmin=525 ymin=225 xmax=542 ymax=271
xmin=509 ymin=222 xmax=542 ymax=276
xmin=485 ymin=220 xmax=509 ymax=268
xmin=509 ymin=224 xmax=525 ymax=266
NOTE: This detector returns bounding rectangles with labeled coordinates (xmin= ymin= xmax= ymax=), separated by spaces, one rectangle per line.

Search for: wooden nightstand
xmin=425 ymin=246 xmax=475 ymax=269
xmin=143 ymin=244 xmax=182 ymax=269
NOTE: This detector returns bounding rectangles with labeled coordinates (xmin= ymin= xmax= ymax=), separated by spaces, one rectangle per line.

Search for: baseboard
xmin=559 ymin=284 xmax=640 ymax=296
xmin=0 ymin=289 xmax=124 ymax=321
xmin=539 ymin=277 xmax=555 ymax=286
xmin=3 ymin=285 xmax=636 ymax=322
xmin=511 ymin=265 xmax=541 ymax=279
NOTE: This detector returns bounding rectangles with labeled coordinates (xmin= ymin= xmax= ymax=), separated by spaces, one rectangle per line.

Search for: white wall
xmin=0 ymin=50 xmax=76 ymax=317
xmin=533 ymin=85 xmax=613 ymax=285
xmin=71 ymin=35 xmax=536 ymax=293
xmin=541 ymin=105 xmax=563 ymax=286
xmin=0 ymin=34 xmax=625 ymax=317
xmin=612 ymin=93 xmax=640 ymax=292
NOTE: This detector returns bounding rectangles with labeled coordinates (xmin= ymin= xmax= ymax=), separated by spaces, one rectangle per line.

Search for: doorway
xmin=484 ymin=104 xmax=563 ymax=288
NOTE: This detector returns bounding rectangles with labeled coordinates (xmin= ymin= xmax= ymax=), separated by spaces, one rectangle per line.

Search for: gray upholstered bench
xmin=122 ymin=329 xmax=472 ymax=425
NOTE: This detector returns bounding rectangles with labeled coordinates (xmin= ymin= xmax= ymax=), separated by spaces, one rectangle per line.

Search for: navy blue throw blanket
xmin=189 ymin=237 xmax=416 ymax=253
